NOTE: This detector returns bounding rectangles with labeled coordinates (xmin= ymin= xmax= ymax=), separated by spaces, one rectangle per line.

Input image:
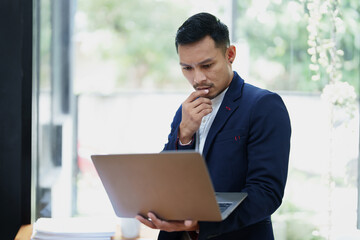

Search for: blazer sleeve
xmin=198 ymin=93 xmax=291 ymax=239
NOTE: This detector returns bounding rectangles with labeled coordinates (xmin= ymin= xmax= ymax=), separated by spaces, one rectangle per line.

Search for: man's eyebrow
xmin=180 ymin=58 xmax=214 ymax=67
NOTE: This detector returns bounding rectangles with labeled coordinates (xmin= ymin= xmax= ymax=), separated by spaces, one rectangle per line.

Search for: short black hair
xmin=175 ymin=12 xmax=230 ymax=53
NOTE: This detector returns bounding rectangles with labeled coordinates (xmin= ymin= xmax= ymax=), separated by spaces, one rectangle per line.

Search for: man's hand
xmin=179 ymin=89 xmax=212 ymax=143
xmin=135 ymin=212 xmax=199 ymax=232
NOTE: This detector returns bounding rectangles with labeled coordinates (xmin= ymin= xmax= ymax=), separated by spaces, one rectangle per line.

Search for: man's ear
xmin=227 ymin=45 xmax=236 ymax=64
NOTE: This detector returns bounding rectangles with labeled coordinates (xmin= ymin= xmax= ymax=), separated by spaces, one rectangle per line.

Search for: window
xmin=33 ymin=0 xmax=77 ymax=218
xmin=33 ymin=0 xmax=360 ymax=239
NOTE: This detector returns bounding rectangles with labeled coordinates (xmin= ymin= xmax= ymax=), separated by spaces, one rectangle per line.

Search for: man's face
xmin=178 ymin=35 xmax=235 ymax=99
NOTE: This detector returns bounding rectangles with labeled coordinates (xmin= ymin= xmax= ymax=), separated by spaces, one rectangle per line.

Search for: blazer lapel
xmin=202 ymin=72 xmax=245 ymax=159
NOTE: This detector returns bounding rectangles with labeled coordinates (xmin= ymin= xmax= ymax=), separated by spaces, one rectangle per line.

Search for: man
xmin=136 ymin=12 xmax=291 ymax=240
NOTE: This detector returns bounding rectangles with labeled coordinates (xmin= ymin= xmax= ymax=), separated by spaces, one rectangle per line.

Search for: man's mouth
xmin=197 ymin=87 xmax=210 ymax=91
xmin=195 ymin=85 xmax=213 ymax=91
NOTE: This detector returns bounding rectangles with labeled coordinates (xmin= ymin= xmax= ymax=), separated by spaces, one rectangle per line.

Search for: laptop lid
xmin=91 ymin=152 xmax=247 ymax=221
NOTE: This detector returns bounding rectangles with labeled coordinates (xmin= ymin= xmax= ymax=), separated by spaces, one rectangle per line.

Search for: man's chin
xmin=205 ymin=93 xmax=217 ymax=100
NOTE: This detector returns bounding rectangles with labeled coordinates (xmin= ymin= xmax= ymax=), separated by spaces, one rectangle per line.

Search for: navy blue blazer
xmin=159 ymin=72 xmax=291 ymax=240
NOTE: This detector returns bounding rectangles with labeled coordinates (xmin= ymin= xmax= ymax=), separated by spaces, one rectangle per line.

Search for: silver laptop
xmin=91 ymin=152 xmax=247 ymax=221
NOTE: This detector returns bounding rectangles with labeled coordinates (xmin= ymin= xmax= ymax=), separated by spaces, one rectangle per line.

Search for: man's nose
xmin=194 ymin=69 xmax=206 ymax=84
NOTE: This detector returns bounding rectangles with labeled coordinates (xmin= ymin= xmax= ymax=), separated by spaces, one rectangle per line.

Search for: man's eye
xmin=183 ymin=66 xmax=193 ymax=71
xmin=203 ymin=64 xmax=212 ymax=69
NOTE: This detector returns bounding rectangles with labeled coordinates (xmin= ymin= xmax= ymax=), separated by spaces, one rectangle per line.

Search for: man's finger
xmin=147 ymin=212 xmax=166 ymax=229
xmin=147 ymin=212 xmax=185 ymax=232
xmin=138 ymin=212 xmax=199 ymax=232
xmin=184 ymin=220 xmax=194 ymax=227
xmin=135 ymin=215 xmax=156 ymax=229
xmin=193 ymin=100 xmax=212 ymax=114
xmin=191 ymin=96 xmax=212 ymax=110
xmin=185 ymin=89 xmax=209 ymax=103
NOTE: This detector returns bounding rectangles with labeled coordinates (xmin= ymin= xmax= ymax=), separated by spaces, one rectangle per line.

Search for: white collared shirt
xmin=196 ymin=88 xmax=228 ymax=155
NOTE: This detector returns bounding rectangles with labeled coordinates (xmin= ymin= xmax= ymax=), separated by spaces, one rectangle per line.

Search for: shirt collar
xmin=211 ymin=87 xmax=228 ymax=109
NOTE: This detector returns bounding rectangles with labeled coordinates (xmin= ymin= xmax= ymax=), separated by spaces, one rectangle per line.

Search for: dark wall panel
xmin=0 ymin=0 xmax=32 ymax=239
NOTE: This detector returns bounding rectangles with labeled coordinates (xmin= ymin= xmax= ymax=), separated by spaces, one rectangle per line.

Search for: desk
xmin=15 ymin=224 xmax=159 ymax=240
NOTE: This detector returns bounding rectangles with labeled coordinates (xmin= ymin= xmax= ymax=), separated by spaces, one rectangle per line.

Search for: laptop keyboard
xmin=218 ymin=202 xmax=232 ymax=213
